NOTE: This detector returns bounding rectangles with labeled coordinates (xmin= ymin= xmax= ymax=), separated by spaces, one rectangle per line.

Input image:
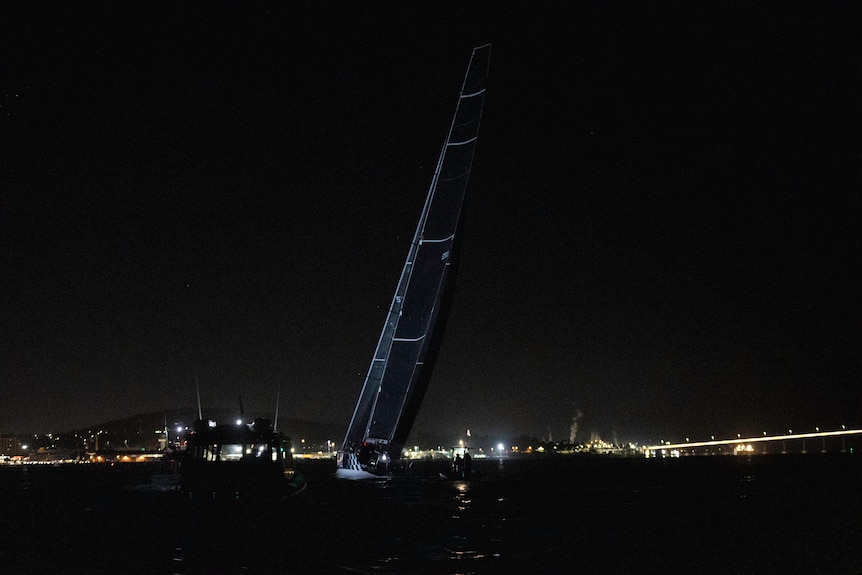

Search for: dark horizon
xmin=2 ymin=2 xmax=859 ymax=444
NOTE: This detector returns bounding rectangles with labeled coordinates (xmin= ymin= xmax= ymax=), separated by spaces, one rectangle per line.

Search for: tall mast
xmin=274 ymin=380 xmax=281 ymax=431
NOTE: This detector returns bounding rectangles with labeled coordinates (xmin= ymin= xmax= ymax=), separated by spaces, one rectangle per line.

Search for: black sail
xmin=339 ymin=45 xmax=491 ymax=475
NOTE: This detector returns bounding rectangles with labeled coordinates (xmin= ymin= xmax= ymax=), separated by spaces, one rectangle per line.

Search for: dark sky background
xmin=2 ymin=2 xmax=859 ymax=444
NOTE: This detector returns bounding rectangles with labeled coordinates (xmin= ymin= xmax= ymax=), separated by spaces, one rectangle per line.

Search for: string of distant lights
xmin=646 ymin=428 xmax=862 ymax=452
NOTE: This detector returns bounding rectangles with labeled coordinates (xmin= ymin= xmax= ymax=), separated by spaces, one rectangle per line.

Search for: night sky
xmin=2 ymin=2 xmax=859 ymax=444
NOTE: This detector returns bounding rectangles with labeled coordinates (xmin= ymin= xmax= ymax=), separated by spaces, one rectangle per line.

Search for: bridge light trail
xmin=646 ymin=428 xmax=862 ymax=452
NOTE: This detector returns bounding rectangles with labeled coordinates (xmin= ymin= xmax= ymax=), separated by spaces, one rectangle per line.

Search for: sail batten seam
xmin=461 ymin=88 xmax=486 ymax=99
xmin=393 ymin=335 xmax=427 ymax=342
xmin=446 ymin=136 xmax=478 ymax=147
xmin=419 ymin=234 xmax=455 ymax=244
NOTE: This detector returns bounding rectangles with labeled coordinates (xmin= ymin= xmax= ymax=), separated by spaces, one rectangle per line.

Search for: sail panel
xmin=340 ymin=44 xmax=491 ymax=472
xmin=367 ymin=339 xmax=423 ymax=438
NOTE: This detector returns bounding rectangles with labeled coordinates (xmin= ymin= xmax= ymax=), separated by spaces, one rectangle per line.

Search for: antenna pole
xmin=274 ymin=380 xmax=281 ymax=431
xmin=195 ymin=372 xmax=203 ymax=420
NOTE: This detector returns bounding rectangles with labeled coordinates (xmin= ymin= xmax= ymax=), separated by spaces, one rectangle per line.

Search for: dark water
xmin=2 ymin=455 xmax=861 ymax=574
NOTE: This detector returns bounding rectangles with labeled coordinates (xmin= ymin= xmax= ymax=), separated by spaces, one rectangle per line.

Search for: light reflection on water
xmin=447 ymin=480 xmax=479 ymax=561
xmin=452 ymin=480 xmax=470 ymax=515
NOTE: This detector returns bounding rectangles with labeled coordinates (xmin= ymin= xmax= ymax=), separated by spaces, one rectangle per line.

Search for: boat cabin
xmin=181 ymin=417 xmax=297 ymax=500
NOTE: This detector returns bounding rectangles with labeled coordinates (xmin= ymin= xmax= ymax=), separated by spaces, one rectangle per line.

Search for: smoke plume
xmin=569 ymin=408 xmax=583 ymax=443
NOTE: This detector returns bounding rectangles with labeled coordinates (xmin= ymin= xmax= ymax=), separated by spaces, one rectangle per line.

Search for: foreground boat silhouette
xmin=337 ymin=45 xmax=491 ymax=478
xmin=181 ymin=417 xmax=306 ymax=500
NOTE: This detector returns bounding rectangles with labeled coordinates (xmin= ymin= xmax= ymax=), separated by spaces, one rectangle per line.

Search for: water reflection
xmin=452 ymin=480 xmax=471 ymax=517
xmin=446 ymin=479 xmax=496 ymax=570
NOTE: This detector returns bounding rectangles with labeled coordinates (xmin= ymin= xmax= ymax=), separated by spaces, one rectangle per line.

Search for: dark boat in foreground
xmin=181 ymin=417 xmax=305 ymax=500
xmin=337 ymin=44 xmax=491 ymax=478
